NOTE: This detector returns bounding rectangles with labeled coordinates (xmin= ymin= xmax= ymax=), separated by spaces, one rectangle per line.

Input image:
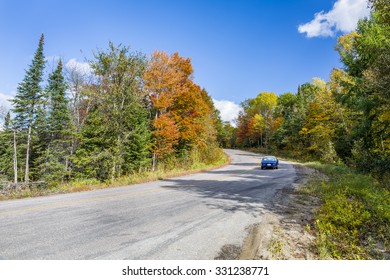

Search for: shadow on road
xmin=161 ymin=168 xmax=289 ymax=216
xmin=229 ymin=163 xmax=260 ymax=167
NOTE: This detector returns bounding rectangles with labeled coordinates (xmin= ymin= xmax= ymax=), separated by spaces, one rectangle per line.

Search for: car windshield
xmin=263 ymin=157 xmax=276 ymax=161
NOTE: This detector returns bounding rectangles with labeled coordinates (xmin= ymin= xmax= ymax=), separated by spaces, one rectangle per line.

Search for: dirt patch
xmin=254 ymin=163 xmax=322 ymax=259
xmin=240 ymin=214 xmax=280 ymax=260
xmin=215 ymin=163 xmax=322 ymax=260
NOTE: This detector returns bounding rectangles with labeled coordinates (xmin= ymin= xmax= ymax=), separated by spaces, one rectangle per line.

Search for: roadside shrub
xmin=307 ymin=163 xmax=390 ymax=259
xmin=315 ymin=187 xmax=372 ymax=259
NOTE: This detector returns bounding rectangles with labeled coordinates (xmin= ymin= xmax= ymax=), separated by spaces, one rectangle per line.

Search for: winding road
xmin=0 ymin=149 xmax=296 ymax=259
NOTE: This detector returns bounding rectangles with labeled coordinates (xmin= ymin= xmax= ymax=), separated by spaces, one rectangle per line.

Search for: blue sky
xmin=0 ymin=0 xmax=370 ymax=123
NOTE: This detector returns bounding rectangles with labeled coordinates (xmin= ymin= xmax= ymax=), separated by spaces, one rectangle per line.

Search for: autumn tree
xmin=236 ymin=109 xmax=251 ymax=147
xmin=143 ymin=51 xmax=191 ymax=169
xmin=236 ymin=92 xmax=277 ymax=150
xmin=189 ymin=88 xmax=223 ymax=164
xmin=299 ymin=79 xmax=339 ymax=162
xmin=173 ymin=84 xmax=216 ymax=150
xmin=144 ymin=51 xmax=221 ymax=169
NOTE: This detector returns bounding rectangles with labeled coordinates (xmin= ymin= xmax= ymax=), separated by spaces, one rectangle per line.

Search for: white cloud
xmin=65 ymin=58 xmax=92 ymax=75
xmin=0 ymin=92 xmax=13 ymax=111
xmin=298 ymin=0 xmax=370 ymax=38
xmin=0 ymin=93 xmax=13 ymax=129
xmin=213 ymin=99 xmax=241 ymax=126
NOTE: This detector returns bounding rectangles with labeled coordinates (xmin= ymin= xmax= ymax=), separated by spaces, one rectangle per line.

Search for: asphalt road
xmin=0 ymin=149 xmax=296 ymax=260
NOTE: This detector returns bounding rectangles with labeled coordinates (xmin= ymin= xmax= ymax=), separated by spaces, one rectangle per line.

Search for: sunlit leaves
xmin=143 ymin=51 xmax=219 ymax=168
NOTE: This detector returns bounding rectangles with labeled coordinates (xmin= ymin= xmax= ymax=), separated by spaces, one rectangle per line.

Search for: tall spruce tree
xmin=11 ymin=33 xmax=46 ymax=182
xmin=46 ymin=59 xmax=71 ymax=142
xmin=0 ymin=111 xmax=13 ymax=182
xmin=35 ymin=59 xmax=73 ymax=182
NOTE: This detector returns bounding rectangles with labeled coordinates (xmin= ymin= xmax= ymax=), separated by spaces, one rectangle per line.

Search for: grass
xmin=0 ymin=151 xmax=230 ymax=200
xmin=303 ymin=162 xmax=390 ymax=259
xmin=268 ymin=226 xmax=285 ymax=259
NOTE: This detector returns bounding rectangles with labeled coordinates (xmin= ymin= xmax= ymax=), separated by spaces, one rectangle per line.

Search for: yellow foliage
xmin=336 ymin=31 xmax=360 ymax=54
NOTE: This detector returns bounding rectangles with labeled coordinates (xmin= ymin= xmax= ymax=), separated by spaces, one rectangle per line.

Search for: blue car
xmin=261 ymin=156 xmax=279 ymax=169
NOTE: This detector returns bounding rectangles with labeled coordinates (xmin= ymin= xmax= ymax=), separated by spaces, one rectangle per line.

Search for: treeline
xmin=0 ymin=37 xmax=223 ymax=186
xmin=229 ymin=0 xmax=389 ymax=185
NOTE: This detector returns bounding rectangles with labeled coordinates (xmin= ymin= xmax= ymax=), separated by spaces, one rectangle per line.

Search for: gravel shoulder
xmin=253 ymin=163 xmax=320 ymax=260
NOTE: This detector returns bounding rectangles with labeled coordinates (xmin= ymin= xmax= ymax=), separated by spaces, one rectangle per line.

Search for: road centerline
xmin=0 ymin=188 xmax=166 ymax=215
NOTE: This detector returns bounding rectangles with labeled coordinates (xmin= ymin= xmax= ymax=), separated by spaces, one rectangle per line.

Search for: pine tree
xmin=35 ymin=59 xmax=73 ymax=182
xmin=0 ymin=112 xmax=13 ymax=182
xmin=11 ymin=33 xmax=46 ymax=182
xmin=4 ymin=111 xmax=11 ymax=130
xmin=46 ymin=60 xmax=71 ymax=140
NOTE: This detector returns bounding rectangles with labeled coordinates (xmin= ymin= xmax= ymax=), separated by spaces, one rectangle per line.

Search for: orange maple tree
xmin=143 ymin=51 xmax=193 ymax=169
xmin=143 ymin=50 xmax=217 ymax=169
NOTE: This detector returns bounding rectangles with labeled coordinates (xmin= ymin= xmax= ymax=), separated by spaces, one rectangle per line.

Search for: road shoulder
xmin=252 ymin=163 xmax=321 ymax=259
xmin=216 ymin=162 xmax=322 ymax=260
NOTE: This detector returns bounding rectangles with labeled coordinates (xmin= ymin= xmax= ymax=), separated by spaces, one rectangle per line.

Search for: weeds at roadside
xmin=0 ymin=152 xmax=230 ymax=200
xmin=268 ymin=226 xmax=285 ymax=259
xmin=303 ymin=162 xmax=390 ymax=260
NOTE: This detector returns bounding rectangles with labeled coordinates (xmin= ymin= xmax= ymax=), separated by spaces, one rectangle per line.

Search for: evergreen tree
xmin=11 ymin=34 xmax=46 ymax=182
xmin=74 ymin=43 xmax=152 ymax=181
xmin=4 ymin=111 xmax=11 ymax=130
xmin=35 ymin=59 xmax=73 ymax=182
xmin=0 ymin=112 xmax=13 ymax=181
xmin=47 ymin=60 xmax=71 ymax=141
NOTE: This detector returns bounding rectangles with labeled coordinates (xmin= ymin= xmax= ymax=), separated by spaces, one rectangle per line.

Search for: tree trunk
xmin=13 ymin=130 xmax=18 ymax=184
xmin=25 ymin=124 xmax=32 ymax=182
xmin=152 ymin=152 xmax=157 ymax=172
xmin=152 ymin=111 xmax=159 ymax=171
xmin=260 ymin=130 xmax=263 ymax=147
xmin=111 ymin=161 xmax=116 ymax=181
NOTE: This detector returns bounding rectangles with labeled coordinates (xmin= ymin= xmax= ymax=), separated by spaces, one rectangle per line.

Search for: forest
xmin=0 ymin=39 xmax=224 ymax=190
xmin=220 ymin=0 xmax=389 ymax=187
xmin=0 ymin=0 xmax=388 ymax=193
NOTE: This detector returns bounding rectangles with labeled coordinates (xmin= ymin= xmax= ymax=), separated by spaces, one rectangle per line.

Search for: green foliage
xmin=1 ymin=35 xmax=223 ymax=195
xmin=0 ymin=117 xmax=13 ymax=181
xmin=332 ymin=11 xmax=390 ymax=183
xmin=73 ymin=43 xmax=152 ymax=181
xmin=370 ymin=0 xmax=390 ymax=24
xmin=11 ymin=34 xmax=46 ymax=182
xmin=34 ymin=59 xmax=73 ymax=183
xmin=12 ymin=34 xmax=46 ymax=131
xmin=315 ymin=188 xmax=371 ymax=259
xmin=237 ymin=6 xmax=389 ymax=185
xmin=217 ymin=121 xmax=237 ymax=148
xmin=306 ymin=162 xmax=390 ymax=259
xmin=263 ymin=79 xmax=340 ymax=163
xmin=45 ymin=60 xmax=72 ymax=141
xmin=236 ymin=92 xmax=277 ymax=150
